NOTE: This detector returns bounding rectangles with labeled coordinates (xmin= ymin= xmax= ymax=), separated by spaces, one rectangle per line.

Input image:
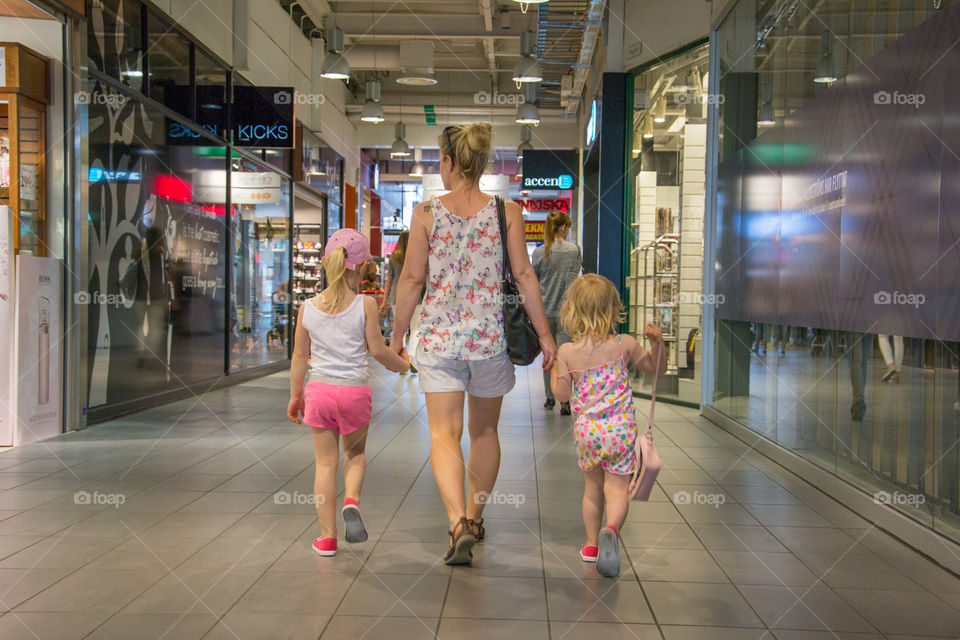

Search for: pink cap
xmin=325 ymin=229 xmax=372 ymax=270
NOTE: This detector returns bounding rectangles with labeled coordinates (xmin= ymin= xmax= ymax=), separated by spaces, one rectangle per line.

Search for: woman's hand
xmin=286 ymin=396 xmax=304 ymax=424
xmin=539 ymin=333 xmax=558 ymax=371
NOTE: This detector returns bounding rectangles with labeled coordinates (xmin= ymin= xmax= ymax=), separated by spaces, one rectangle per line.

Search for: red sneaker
xmin=580 ymin=544 xmax=599 ymax=562
xmin=312 ymin=537 xmax=337 ymax=557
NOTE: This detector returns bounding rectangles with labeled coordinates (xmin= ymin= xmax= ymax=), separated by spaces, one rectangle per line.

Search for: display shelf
xmin=292 ymin=223 xmax=324 ymax=308
xmin=629 ymin=234 xmax=681 ymax=375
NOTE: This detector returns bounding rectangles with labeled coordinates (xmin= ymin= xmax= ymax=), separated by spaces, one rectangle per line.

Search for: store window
xmin=86 ymin=83 xmax=227 ymax=408
xmin=229 ymin=160 xmax=291 ymax=369
xmin=627 ymin=42 xmax=709 ymax=406
xmin=709 ymin=0 xmax=960 ymax=541
xmin=146 ymin=11 xmax=191 ymax=119
xmin=87 ymin=0 xmax=143 ymax=86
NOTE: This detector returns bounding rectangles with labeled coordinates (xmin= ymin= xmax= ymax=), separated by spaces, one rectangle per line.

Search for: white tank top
xmin=303 ymin=295 xmax=369 ymax=381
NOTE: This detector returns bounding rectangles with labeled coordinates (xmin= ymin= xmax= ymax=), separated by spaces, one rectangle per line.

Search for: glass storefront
xmin=627 ymin=42 xmax=709 ymax=406
xmin=84 ymin=0 xmax=294 ymax=419
xmin=707 ymin=0 xmax=960 ymax=541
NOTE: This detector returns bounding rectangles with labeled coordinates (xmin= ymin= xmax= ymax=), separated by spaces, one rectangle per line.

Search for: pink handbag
xmin=628 ymin=361 xmax=661 ymax=501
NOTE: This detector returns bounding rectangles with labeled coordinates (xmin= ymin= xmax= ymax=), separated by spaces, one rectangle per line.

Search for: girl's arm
xmin=390 ymin=202 xmax=430 ymax=354
xmin=505 ymin=200 xmax=556 ymax=370
xmin=364 ymin=296 xmax=410 ymax=372
xmin=287 ymin=305 xmax=310 ymax=423
xmin=623 ymin=324 xmax=667 ymax=375
xmin=550 ymin=345 xmax=574 ymax=403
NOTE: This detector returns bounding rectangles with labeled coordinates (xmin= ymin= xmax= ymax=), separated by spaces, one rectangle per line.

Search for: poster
xmin=0 ymin=206 xmax=11 ymax=445
xmin=14 ymin=255 xmax=62 ymax=446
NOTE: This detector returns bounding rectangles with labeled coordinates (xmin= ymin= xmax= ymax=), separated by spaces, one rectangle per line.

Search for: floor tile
xmin=711 ymin=550 xmax=820 ymax=586
xmin=443 ymin=575 xmax=547 ymax=620
xmin=83 ymin=612 xmax=217 ymax=639
xmin=550 ymin=621 xmax=661 ymax=640
xmin=437 ymin=618 xmax=548 ymax=639
xmin=0 ymin=611 xmax=111 ymax=639
xmin=203 ymin=612 xmax=330 ymax=640
xmin=336 ymin=572 xmax=449 ymax=617
xmin=835 ymin=588 xmax=960 ymax=637
xmin=321 ymin=615 xmax=438 ymax=640
xmin=643 ymin=581 xmax=764 ymax=627
xmin=13 ymin=567 xmax=165 ymax=613
xmin=739 ymin=585 xmax=875 ymax=632
xmin=544 ymin=578 xmax=654 ymax=623
xmin=629 ymin=548 xmax=729 ymax=583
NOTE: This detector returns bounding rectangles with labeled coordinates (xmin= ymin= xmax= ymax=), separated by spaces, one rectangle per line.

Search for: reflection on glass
xmin=88 ymin=0 xmax=143 ymax=86
xmin=230 ymin=162 xmax=290 ymax=369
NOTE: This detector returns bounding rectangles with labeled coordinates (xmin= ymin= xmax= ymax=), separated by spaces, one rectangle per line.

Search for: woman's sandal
xmin=443 ymin=516 xmax=477 ymax=565
xmin=468 ymin=518 xmax=485 ymax=542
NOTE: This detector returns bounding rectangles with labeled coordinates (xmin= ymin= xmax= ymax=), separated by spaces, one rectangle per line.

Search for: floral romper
xmin=570 ymin=337 xmax=638 ymax=475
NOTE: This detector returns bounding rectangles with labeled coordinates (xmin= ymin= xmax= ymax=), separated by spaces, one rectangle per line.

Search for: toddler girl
xmin=551 ymin=274 xmax=665 ymax=577
xmin=288 ymin=229 xmax=409 ymax=557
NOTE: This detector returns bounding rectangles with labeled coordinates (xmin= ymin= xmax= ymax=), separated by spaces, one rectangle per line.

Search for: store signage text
xmin=523 ymin=174 xmax=574 ymax=190
xmin=519 ymin=198 xmax=570 ymax=212
xmin=525 ymin=221 xmax=545 ymax=243
xmin=164 ymin=86 xmax=294 ymax=148
xmin=89 ymin=168 xmax=142 ymax=183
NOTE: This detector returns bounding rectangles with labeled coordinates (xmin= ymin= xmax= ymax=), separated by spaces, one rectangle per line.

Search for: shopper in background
xmin=551 ymin=274 xmax=666 ymax=577
xmin=381 ymin=230 xmax=419 ymax=371
xmin=532 ymin=210 xmax=581 ymax=414
xmin=879 ymin=334 xmax=904 ymax=383
xmin=287 ymin=229 xmax=409 ymax=558
xmin=389 ymin=122 xmax=556 ymax=565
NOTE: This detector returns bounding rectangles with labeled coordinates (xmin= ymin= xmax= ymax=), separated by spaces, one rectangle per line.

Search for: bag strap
xmin=647 ymin=341 xmax=661 ymax=433
xmin=495 ymin=196 xmax=513 ymax=282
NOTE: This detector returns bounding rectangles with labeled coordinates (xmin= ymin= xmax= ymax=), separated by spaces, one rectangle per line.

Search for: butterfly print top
xmin=418 ymin=197 xmax=506 ymax=360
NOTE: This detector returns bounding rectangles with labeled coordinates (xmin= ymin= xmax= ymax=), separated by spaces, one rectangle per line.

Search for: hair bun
xmin=464 ymin=122 xmax=492 ymax=154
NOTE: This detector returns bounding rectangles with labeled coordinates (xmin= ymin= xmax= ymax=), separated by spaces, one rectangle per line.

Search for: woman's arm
xmin=390 ymin=202 xmax=430 ymax=354
xmin=287 ymin=305 xmax=310 ymax=423
xmin=505 ymin=200 xmax=557 ymax=369
xmin=364 ymin=296 xmax=409 ymax=372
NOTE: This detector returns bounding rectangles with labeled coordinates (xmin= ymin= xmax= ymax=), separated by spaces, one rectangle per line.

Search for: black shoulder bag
xmin=496 ymin=196 xmax=542 ymax=365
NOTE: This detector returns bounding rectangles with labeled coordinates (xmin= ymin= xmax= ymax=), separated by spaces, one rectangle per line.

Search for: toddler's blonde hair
xmin=560 ymin=273 xmax=624 ymax=341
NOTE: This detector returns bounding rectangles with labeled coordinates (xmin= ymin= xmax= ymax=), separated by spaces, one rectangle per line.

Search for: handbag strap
xmin=495 ymin=196 xmax=513 ymax=283
xmin=647 ymin=341 xmax=661 ymax=433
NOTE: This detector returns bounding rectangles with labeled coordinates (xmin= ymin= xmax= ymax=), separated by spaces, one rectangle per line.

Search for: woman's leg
xmin=425 ymin=392 xmax=467 ymax=528
xmin=465 ymin=394 xmax=504 ymax=523
xmin=582 ymin=466 xmax=605 ymax=546
xmin=311 ymin=428 xmax=340 ymax=538
xmin=602 ymin=472 xmax=630 ymax=532
xmin=893 ymin=335 xmax=904 ymax=371
xmin=341 ymin=425 xmax=369 ymax=503
xmin=543 ymin=317 xmax=559 ymax=403
xmin=878 ymin=334 xmax=894 ymax=366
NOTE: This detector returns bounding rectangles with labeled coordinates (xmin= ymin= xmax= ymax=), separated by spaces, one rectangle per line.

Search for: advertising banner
xmin=0 ymin=206 xmax=11 ymax=445
xmin=521 ymin=150 xmax=578 ymax=190
xmin=14 ymin=255 xmax=62 ymax=446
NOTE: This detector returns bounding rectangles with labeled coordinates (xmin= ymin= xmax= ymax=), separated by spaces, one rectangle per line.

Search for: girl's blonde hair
xmin=438 ymin=122 xmax=492 ymax=184
xmin=560 ymin=273 xmax=624 ymax=341
xmin=543 ymin=210 xmax=572 ymax=261
xmin=390 ymin=229 xmax=409 ymax=269
xmin=318 ymin=247 xmax=357 ymax=313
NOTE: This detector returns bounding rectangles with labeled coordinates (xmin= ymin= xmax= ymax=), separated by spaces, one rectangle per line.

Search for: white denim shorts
xmin=416 ymin=350 xmax=516 ymax=397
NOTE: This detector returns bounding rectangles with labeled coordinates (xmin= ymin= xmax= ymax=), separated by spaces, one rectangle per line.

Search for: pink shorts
xmin=303 ymin=381 xmax=372 ymax=434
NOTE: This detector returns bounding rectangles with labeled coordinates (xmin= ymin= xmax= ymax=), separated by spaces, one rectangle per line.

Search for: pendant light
xmin=512 ymin=0 xmax=548 ymax=14
xmin=814 ymin=31 xmax=838 ymax=83
xmin=757 ymin=81 xmax=775 ymax=125
xmin=516 ymin=125 xmax=534 ymax=160
xmin=512 ymin=31 xmax=542 ymax=84
xmin=320 ymin=28 xmax=350 ymax=80
xmin=409 ymin=147 xmax=424 ymax=176
xmin=654 ymin=98 xmax=666 ymax=123
xmin=391 ymin=122 xmax=411 ymax=157
xmin=642 ymin=115 xmax=654 ymax=140
xmin=515 ymin=83 xmax=540 ymax=125
xmin=360 ymin=81 xmax=385 ymax=123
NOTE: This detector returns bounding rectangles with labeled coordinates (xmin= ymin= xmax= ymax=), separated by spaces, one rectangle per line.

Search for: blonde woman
xmin=390 ymin=122 xmax=556 ymax=565
xmin=532 ymin=210 xmax=581 ymax=413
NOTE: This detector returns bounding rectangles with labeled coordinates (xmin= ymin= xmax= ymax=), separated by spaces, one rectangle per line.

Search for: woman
xmin=390 ymin=122 xmax=556 ymax=565
xmin=532 ymin=210 xmax=581 ymax=414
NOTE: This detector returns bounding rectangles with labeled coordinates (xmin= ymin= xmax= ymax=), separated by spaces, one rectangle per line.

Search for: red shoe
xmin=580 ymin=544 xmax=599 ymax=562
xmin=312 ymin=537 xmax=337 ymax=557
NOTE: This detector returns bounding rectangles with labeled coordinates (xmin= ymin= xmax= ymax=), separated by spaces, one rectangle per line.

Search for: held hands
xmin=286 ymin=396 xmax=304 ymax=424
xmin=539 ymin=333 xmax=558 ymax=371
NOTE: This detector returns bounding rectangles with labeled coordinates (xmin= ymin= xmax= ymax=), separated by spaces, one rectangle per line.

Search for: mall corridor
xmin=0 ymin=364 xmax=958 ymax=640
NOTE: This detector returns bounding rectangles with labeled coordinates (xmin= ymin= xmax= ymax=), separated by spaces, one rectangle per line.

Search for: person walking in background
xmin=381 ymin=229 xmax=419 ymax=372
xmin=389 ymin=122 xmax=556 ymax=565
xmin=287 ymin=229 xmax=410 ymax=558
xmin=532 ymin=210 xmax=581 ymax=414
xmin=551 ymin=274 xmax=666 ymax=577
xmin=879 ymin=334 xmax=904 ymax=383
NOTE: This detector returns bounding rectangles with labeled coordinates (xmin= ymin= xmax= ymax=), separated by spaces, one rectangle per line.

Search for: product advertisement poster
xmin=14 ymin=255 xmax=62 ymax=446
xmin=0 ymin=206 xmax=11 ymax=446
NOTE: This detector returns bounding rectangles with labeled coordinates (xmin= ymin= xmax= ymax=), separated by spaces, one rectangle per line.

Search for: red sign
xmin=519 ymin=197 xmax=570 ymax=213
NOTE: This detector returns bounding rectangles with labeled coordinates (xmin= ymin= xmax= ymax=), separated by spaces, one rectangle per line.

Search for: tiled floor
xmin=0 ymin=364 xmax=958 ymax=639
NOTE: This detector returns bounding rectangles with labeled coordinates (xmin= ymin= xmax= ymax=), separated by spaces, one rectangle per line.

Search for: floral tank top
xmin=418 ymin=197 xmax=506 ymax=360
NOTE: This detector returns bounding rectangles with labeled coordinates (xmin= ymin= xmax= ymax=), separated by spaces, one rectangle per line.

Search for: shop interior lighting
xmin=320 ymin=28 xmax=350 ymax=80
xmin=390 ymin=122 xmax=411 ymax=157
xmin=512 ymin=31 xmax=542 ymax=84
xmin=654 ymin=98 xmax=666 ymax=123
xmin=409 ymin=147 xmax=424 ymax=176
xmin=642 ymin=115 xmax=654 ymax=139
xmin=360 ymin=81 xmax=385 ymax=123
xmin=814 ymin=31 xmax=838 ymax=83
xmin=757 ymin=82 xmax=775 ymax=125
xmin=512 ymin=0 xmax=548 ymax=14
xmin=515 ymin=83 xmax=540 ymax=124
xmin=516 ymin=125 xmax=534 ymax=159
